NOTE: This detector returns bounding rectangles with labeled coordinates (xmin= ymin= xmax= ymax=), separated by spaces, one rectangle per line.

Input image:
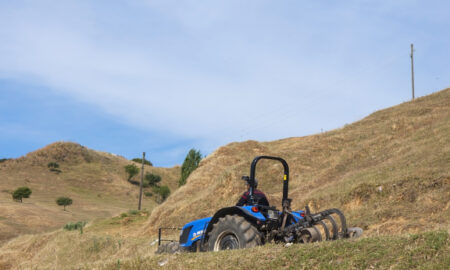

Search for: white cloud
xmin=1 ymin=0 xmax=449 ymax=156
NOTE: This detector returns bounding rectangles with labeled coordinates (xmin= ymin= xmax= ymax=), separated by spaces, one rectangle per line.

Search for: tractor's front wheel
xmin=207 ymin=215 xmax=261 ymax=251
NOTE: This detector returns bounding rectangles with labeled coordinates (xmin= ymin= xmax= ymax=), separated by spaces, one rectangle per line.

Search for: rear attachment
xmin=283 ymin=207 xmax=363 ymax=243
xmin=156 ymin=227 xmax=182 ymax=254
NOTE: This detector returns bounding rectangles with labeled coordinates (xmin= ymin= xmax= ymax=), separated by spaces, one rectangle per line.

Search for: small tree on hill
xmin=145 ymin=173 xmax=161 ymax=187
xmin=153 ymin=185 xmax=170 ymax=202
xmin=124 ymin=164 xmax=139 ymax=181
xmin=179 ymin=149 xmax=202 ymax=186
xmin=12 ymin=187 xmax=32 ymax=203
xmin=56 ymin=197 xmax=73 ymax=211
xmin=47 ymin=162 xmax=59 ymax=169
xmin=47 ymin=162 xmax=61 ymax=173
xmin=132 ymin=158 xmax=153 ymax=166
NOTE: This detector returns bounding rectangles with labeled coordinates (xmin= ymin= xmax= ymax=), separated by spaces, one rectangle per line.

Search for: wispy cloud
xmin=0 ymin=0 xmax=449 ymax=163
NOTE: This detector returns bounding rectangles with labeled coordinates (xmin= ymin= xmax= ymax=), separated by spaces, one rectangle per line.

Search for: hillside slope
xmin=0 ymin=142 xmax=180 ymax=243
xmin=144 ymin=88 xmax=450 ymax=236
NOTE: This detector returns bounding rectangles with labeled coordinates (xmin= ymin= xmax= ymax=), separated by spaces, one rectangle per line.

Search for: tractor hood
xmin=179 ymin=217 xmax=212 ymax=248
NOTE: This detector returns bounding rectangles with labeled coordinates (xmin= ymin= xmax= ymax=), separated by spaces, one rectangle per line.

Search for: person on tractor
xmin=236 ymin=179 xmax=270 ymax=206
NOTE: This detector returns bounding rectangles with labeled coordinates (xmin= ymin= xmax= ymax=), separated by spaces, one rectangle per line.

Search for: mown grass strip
xmin=100 ymin=230 xmax=449 ymax=270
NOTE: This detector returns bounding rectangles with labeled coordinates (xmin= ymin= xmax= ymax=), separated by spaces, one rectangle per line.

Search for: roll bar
xmin=244 ymin=156 xmax=290 ymax=206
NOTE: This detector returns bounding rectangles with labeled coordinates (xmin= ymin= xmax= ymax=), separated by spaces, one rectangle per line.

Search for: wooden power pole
xmin=410 ymin=43 xmax=415 ymax=100
xmin=138 ymin=152 xmax=145 ymax=210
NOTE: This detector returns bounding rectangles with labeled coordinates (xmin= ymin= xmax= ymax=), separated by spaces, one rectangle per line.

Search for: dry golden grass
xmin=0 ymin=142 xmax=180 ymax=243
xmin=1 ymin=221 xmax=447 ymax=269
xmin=100 ymin=230 xmax=449 ymax=270
xmin=143 ymin=88 xmax=450 ymax=237
xmin=0 ymin=211 xmax=159 ymax=270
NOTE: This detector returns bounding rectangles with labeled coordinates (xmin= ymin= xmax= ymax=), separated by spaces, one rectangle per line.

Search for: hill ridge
xmin=143 ymin=88 xmax=450 ymax=236
xmin=0 ymin=141 xmax=180 ymax=244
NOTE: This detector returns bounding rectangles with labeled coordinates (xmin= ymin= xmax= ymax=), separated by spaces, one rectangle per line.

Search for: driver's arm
xmin=236 ymin=193 xmax=247 ymax=206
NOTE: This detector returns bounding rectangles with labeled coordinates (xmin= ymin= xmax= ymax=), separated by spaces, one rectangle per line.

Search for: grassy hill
xmin=0 ymin=88 xmax=448 ymax=269
xmin=143 ymin=88 xmax=450 ymax=237
xmin=0 ymin=142 xmax=180 ymax=243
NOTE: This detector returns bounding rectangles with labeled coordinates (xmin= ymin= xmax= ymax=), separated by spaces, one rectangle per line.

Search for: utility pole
xmin=138 ymin=152 xmax=145 ymax=210
xmin=410 ymin=43 xmax=415 ymax=100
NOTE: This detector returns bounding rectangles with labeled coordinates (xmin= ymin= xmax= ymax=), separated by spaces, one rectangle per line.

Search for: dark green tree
xmin=47 ymin=162 xmax=60 ymax=169
xmin=145 ymin=173 xmax=161 ymax=187
xmin=56 ymin=197 xmax=73 ymax=211
xmin=124 ymin=164 xmax=139 ymax=181
xmin=132 ymin=158 xmax=153 ymax=166
xmin=47 ymin=162 xmax=61 ymax=173
xmin=153 ymin=185 xmax=170 ymax=202
xmin=12 ymin=187 xmax=32 ymax=202
xmin=179 ymin=149 xmax=202 ymax=186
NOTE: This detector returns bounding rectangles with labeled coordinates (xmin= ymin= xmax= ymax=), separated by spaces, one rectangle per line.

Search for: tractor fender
xmin=204 ymin=206 xmax=265 ymax=240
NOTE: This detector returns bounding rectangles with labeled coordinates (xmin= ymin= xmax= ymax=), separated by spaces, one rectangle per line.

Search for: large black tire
xmin=207 ymin=215 xmax=261 ymax=251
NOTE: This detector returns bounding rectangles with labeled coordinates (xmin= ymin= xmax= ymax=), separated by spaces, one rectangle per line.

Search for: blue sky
xmin=0 ymin=0 xmax=449 ymax=167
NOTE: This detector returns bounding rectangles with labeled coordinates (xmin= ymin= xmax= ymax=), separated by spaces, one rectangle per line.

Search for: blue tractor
xmin=157 ymin=156 xmax=362 ymax=253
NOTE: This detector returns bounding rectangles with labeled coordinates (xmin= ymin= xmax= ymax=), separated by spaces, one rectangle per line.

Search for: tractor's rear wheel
xmin=207 ymin=215 xmax=261 ymax=251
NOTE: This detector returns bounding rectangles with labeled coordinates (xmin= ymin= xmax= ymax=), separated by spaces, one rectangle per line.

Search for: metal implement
xmin=158 ymin=227 xmax=181 ymax=246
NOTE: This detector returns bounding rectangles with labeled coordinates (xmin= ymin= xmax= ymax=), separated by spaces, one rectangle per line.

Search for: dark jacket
xmin=236 ymin=189 xmax=269 ymax=206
